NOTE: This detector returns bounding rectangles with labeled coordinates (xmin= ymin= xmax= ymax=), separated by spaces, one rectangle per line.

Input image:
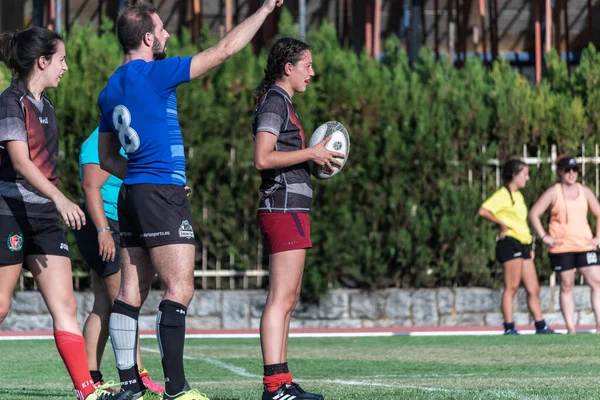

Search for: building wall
xmin=3 ymin=0 xmax=599 ymax=55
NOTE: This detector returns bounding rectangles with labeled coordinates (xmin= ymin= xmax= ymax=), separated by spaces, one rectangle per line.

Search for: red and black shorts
xmin=258 ymin=212 xmax=312 ymax=254
xmin=0 ymin=213 xmax=70 ymax=265
xmin=118 ymin=184 xmax=195 ymax=248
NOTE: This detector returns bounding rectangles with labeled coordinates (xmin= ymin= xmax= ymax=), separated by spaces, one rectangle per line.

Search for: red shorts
xmin=258 ymin=212 xmax=312 ymax=254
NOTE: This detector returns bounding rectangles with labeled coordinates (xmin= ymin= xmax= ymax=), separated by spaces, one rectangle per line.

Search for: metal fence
xmin=20 ymin=143 xmax=600 ymax=291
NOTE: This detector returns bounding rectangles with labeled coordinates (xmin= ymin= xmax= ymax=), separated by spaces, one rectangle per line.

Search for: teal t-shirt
xmin=79 ymin=128 xmax=126 ymax=221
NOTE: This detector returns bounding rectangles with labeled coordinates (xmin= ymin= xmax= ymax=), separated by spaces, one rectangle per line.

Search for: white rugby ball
xmin=307 ymin=121 xmax=350 ymax=180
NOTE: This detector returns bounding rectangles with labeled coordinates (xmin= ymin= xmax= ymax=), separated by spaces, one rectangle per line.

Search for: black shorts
xmin=549 ymin=251 xmax=600 ymax=272
xmin=118 ymin=184 xmax=195 ymax=248
xmin=0 ymin=213 xmax=69 ymax=265
xmin=495 ymin=236 xmax=532 ymax=264
xmin=73 ymin=204 xmax=121 ymax=277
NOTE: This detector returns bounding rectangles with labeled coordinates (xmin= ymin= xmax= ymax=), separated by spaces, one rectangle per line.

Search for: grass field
xmin=2 ymin=334 xmax=600 ymax=399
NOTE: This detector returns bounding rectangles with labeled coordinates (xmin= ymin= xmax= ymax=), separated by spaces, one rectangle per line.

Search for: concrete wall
xmin=2 ymin=287 xmax=592 ymax=331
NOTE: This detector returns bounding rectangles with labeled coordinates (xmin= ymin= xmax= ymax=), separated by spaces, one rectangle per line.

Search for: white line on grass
xmin=140 ymin=346 xmax=260 ymax=378
xmin=370 ymin=373 xmax=484 ymax=379
xmin=140 ymin=347 xmax=456 ymax=394
xmin=314 ymin=379 xmax=456 ymax=393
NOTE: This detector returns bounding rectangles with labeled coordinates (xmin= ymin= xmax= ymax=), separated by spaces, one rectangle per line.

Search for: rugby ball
xmin=307 ymin=121 xmax=350 ymax=180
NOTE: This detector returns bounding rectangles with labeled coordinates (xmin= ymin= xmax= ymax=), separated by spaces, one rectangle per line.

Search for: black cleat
xmin=262 ymin=383 xmax=320 ymax=400
xmin=535 ymin=326 xmax=557 ymax=334
xmin=289 ymin=382 xmax=324 ymax=400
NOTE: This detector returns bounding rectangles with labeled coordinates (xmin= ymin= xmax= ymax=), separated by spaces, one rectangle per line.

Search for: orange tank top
xmin=548 ymin=183 xmax=594 ymax=253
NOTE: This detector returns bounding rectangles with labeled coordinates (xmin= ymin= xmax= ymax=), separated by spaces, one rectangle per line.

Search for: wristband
xmin=97 ymin=227 xmax=110 ymax=234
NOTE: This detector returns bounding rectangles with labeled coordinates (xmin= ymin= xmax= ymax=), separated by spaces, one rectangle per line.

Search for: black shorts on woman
xmin=73 ymin=203 xmax=121 ymax=277
xmin=495 ymin=236 xmax=532 ymax=264
xmin=549 ymin=251 xmax=600 ymax=272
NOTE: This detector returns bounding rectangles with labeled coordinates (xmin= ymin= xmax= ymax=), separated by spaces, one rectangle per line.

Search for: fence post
xmin=202 ymin=205 xmax=208 ymax=289
xmin=495 ymin=150 xmax=500 ymax=189
xmin=549 ymin=145 xmax=557 ymax=288
xmin=257 ymin=233 xmax=264 ymax=287
xmin=594 ymin=143 xmax=598 ymax=197
xmin=216 ymin=258 xmax=221 ymax=289
xmin=482 ymin=145 xmax=487 ymax=199
xmin=229 ymin=252 xmax=235 ymax=289
xmin=582 ymin=143 xmax=586 ymax=186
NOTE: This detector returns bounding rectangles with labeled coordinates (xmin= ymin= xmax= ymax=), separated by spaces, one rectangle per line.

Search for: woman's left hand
xmin=589 ymin=237 xmax=600 ymax=248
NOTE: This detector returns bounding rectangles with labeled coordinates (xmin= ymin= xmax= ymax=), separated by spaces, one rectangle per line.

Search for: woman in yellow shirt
xmin=478 ymin=159 xmax=554 ymax=335
xmin=529 ymin=157 xmax=600 ymax=334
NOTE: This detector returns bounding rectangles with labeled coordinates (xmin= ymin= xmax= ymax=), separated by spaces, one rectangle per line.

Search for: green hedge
xmin=3 ymin=14 xmax=600 ymax=300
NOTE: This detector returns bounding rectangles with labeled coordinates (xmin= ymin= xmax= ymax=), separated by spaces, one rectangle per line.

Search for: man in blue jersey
xmin=97 ymin=1 xmax=283 ymax=400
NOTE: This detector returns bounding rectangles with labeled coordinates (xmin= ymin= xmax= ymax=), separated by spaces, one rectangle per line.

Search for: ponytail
xmin=0 ymin=27 xmax=62 ymax=83
xmin=253 ymin=37 xmax=310 ymax=104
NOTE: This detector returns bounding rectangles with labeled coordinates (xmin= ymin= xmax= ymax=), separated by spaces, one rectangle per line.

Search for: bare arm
xmin=98 ymin=131 xmax=127 ymax=180
xmin=82 ymin=164 xmax=116 ymax=262
xmin=477 ymin=207 xmax=508 ymax=239
xmin=583 ymin=186 xmax=600 ymax=245
xmin=529 ymin=187 xmax=555 ymax=238
xmin=529 ymin=187 xmax=561 ymax=247
xmin=6 ymin=140 xmax=85 ymax=229
xmin=254 ymin=132 xmax=344 ymax=171
xmin=189 ymin=0 xmax=283 ymax=80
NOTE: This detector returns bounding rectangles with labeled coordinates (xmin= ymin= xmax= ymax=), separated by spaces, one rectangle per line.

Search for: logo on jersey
xmin=178 ymin=220 xmax=194 ymax=239
xmin=7 ymin=232 xmax=23 ymax=252
xmin=39 ymin=116 xmax=49 ymax=125
xmin=587 ymin=252 xmax=598 ymax=265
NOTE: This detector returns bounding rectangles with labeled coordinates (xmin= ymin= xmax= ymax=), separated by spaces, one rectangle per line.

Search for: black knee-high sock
xmin=109 ymin=300 xmax=145 ymax=394
xmin=90 ymin=370 xmax=103 ymax=384
xmin=157 ymin=300 xmax=188 ymax=395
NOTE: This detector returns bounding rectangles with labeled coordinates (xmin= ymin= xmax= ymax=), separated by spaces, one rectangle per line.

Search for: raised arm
xmin=5 ymin=140 xmax=85 ymax=229
xmin=189 ymin=0 xmax=283 ymax=80
xmin=98 ymin=131 xmax=128 ymax=180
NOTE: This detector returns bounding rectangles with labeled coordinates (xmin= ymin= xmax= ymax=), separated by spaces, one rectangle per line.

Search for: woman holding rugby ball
xmin=252 ymin=37 xmax=344 ymax=400
xmin=478 ymin=159 xmax=554 ymax=335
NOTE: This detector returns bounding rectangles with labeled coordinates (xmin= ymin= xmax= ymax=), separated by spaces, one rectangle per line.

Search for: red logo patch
xmin=7 ymin=233 xmax=23 ymax=252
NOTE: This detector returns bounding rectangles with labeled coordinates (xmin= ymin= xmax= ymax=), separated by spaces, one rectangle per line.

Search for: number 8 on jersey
xmin=113 ymin=105 xmax=140 ymax=154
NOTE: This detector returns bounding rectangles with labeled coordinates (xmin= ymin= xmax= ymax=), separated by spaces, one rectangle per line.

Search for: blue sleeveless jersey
xmin=97 ymin=56 xmax=192 ymax=186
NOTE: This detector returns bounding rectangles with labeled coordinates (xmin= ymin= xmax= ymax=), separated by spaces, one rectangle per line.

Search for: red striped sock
xmin=54 ymin=331 xmax=95 ymax=399
xmin=263 ymin=373 xmax=287 ymax=392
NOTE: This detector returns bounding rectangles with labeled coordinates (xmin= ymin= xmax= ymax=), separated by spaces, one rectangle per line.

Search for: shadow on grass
xmin=209 ymin=397 xmax=249 ymax=400
xmin=0 ymin=388 xmax=67 ymax=398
